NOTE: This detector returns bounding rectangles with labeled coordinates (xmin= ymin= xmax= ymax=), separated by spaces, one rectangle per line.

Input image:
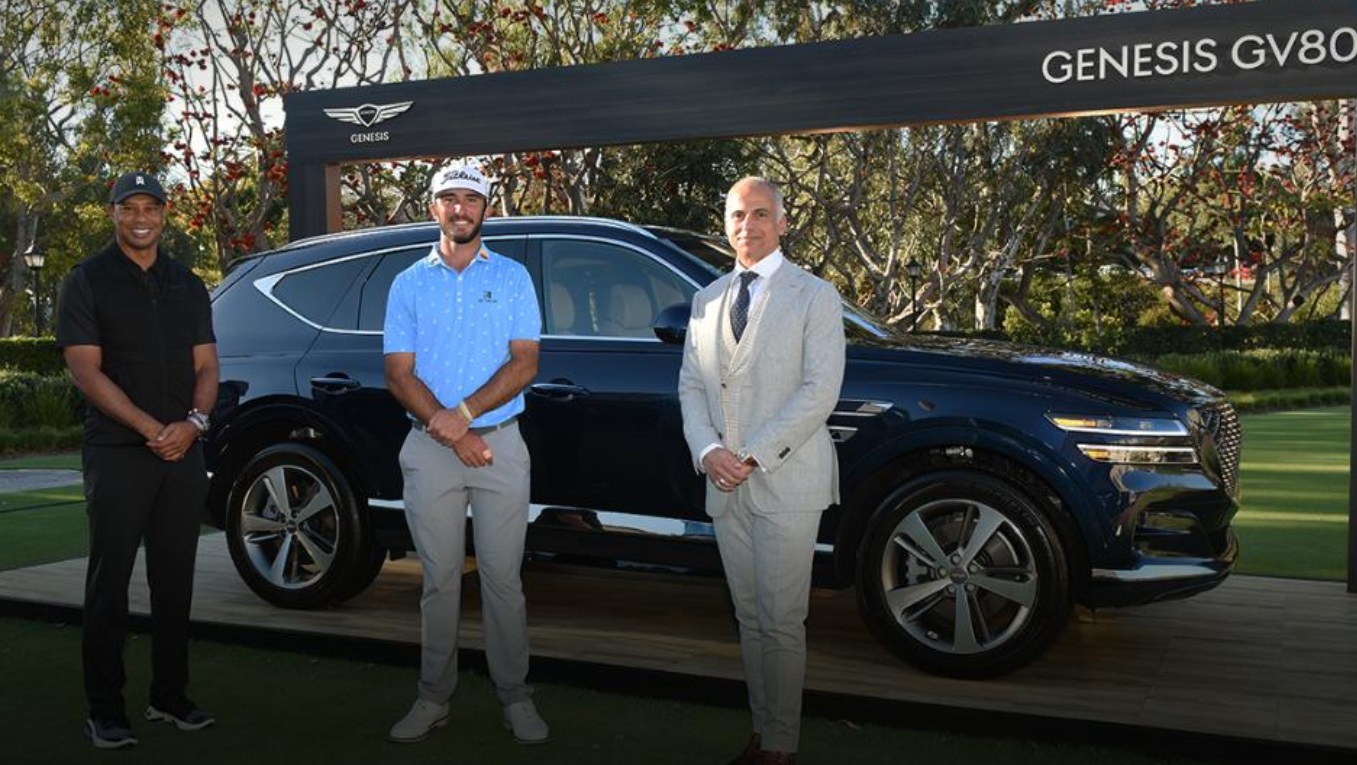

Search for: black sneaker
xmin=84 ymin=717 xmax=138 ymax=749
xmin=144 ymin=699 xmax=215 ymax=731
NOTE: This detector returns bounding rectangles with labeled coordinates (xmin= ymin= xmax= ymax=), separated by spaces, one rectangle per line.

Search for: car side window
xmin=358 ymin=247 xmax=427 ymax=332
xmin=271 ymin=257 xmax=369 ymax=327
xmin=356 ymin=237 xmax=526 ymax=332
xmin=541 ymin=238 xmax=695 ymax=339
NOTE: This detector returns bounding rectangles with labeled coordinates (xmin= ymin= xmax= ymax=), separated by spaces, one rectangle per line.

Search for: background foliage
xmin=0 ymin=0 xmax=1353 ymax=349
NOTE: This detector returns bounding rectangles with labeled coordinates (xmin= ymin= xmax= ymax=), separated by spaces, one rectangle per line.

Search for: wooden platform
xmin=3 ymin=532 xmax=1356 ymax=756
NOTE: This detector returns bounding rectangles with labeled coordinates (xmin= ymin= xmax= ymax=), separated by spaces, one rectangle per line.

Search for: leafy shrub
xmin=0 ymin=338 xmax=63 ymax=375
xmin=0 ymin=426 xmax=83 ymax=456
xmin=0 ymin=372 xmax=81 ymax=429
xmin=1003 ymin=269 xmax=1160 ymax=355
xmin=1120 ymin=320 xmax=1350 ymax=356
xmin=1228 ymin=386 xmax=1351 ymax=413
xmin=1147 ymin=349 xmax=1351 ymax=391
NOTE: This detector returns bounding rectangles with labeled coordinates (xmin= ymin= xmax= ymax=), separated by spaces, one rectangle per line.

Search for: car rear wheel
xmin=855 ymin=470 xmax=1071 ymax=678
xmin=225 ymin=443 xmax=380 ymax=608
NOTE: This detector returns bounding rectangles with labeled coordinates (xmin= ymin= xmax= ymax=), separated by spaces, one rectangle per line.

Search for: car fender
xmin=831 ymin=417 xmax=1105 ymax=589
xmin=206 ymin=395 xmax=389 ymax=525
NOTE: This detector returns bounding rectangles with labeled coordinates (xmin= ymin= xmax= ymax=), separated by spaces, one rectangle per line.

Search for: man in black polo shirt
xmin=55 ymin=171 xmax=219 ymax=749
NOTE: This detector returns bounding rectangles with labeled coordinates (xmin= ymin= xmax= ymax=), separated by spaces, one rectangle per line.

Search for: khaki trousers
xmin=712 ymin=490 xmax=822 ymax=754
xmin=399 ymin=422 xmax=533 ymax=706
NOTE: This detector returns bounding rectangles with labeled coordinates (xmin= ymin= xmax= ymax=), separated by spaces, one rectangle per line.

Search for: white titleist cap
xmin=429 ymin=162 xmax=490 ymax=199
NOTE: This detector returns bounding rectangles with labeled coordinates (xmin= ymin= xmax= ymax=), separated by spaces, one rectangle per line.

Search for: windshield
xmin=647 ymin=226 xmax=730 ymax=278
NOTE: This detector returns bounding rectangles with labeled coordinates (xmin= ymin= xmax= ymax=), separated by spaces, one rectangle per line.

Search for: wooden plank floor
xmin=3 ymin=532 xmax=1356 ymax=753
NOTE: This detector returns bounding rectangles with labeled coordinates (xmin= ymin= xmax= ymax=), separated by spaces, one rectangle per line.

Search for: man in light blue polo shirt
xmin=383 ymin=161 xmax=547 ymax=746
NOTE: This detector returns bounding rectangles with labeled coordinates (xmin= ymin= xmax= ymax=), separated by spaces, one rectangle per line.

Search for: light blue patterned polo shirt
xmin=383 ymin=244 xmax=541 ymax=426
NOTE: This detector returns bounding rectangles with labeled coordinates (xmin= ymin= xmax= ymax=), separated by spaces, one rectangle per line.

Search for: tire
xmin=225 ymin=443 xmax=379 ymax=608
xmin=332 ymin=541 xmax=389 ymax=603
xmin=855 ymin=469 xmax=1072 ymax=678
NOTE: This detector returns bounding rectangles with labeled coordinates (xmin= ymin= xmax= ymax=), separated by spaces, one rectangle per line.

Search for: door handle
xmin=530 ymin=382 xmax=589 ymax=400
xmin=310 ymin=375 xmax=362 ymax=392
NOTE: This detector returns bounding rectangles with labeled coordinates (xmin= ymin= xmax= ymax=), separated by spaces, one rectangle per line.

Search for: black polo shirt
xmin=55 ymin=242 xmax=215 ymax=446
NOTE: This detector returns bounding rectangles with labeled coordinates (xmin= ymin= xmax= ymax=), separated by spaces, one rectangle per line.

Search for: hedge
xmin=0 ymin=371 xmax=81 ymax=429
xmin=1149 ymin=349 xmax=1351 ymax=391
xmin=0 ymin=337 xmax=63 ymax=375
xmin=1118 ymin=319 xmax=1351 ymax=357
xmin=0 ymin=426 xmax=83 ymax=456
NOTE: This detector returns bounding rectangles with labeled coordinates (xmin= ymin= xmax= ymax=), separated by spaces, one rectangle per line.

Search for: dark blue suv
xmin=205 ymin=216 xmax=1240 ymax=678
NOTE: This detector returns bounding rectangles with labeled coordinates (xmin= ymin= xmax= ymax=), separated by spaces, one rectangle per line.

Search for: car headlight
xmin=1076 ymin=444 xmax=1199 ymax=465
xmin=1046 ymin=414 xmax=1188 ymax=436
xmin=1048 ymin=413 xmax=1199 ymax=466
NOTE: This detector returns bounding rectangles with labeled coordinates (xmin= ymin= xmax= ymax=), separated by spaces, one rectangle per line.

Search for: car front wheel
xmin=855 ymin=469 xmax=1071 ymax=678
xmin=225 ymin=443 xmax=379 ymax=608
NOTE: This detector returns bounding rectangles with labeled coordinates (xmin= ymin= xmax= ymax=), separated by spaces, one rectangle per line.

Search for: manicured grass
xmin=0 ymin=486 xmax=87 ymax=571
xmin=1234 ymin=406 xmax=1351 ymax=580
xmin=0 ymin=418 xmax=1345 ymax=764
xmin=0 ymin=451 xmax=81 ymax=470
xmin=0 ymin=617 xmax=1215 ymax=765
xmin=0 ymin=407 xmax=1351 ymax=582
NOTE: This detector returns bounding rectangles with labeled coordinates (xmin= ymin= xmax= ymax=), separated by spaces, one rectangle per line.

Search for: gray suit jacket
xmin=678 ymin=261 xmax=846 ymax=517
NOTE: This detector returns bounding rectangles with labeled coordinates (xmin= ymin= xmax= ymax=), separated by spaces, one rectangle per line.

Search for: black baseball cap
xmin=109 ymin=172 xmax=167 ymax=204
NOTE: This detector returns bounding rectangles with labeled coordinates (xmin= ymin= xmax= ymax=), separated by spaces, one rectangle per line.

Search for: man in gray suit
xmin=679 ymin=176 xmax=846 ymax=765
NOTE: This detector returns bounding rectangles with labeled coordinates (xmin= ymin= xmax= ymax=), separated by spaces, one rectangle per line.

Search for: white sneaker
xmin=388 ymin=699 xmax=449 ymax=743
xmin=502 ymin=700 xmax=549 ymax=744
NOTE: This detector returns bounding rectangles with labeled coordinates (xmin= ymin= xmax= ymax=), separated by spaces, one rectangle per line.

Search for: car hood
xmin=851 ymin=333 xmax=1223 ymax=405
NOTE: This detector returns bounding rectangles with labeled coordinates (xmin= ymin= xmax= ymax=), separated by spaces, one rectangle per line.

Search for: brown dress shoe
xmin=725 ymin=734 xmax=762 ymax=765
xmin=758 ymin=751 xmax=796 ymax=765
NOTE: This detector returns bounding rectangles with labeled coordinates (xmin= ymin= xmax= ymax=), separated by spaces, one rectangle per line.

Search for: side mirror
xmin=652 ymin=302 xmax=690 ymax=344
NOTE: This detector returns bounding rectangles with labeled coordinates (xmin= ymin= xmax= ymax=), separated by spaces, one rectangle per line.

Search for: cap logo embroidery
xmin=135 ymin=176 xmax=145 ymax=186
xmin=442 ymin=169 xmax=480 ymax=184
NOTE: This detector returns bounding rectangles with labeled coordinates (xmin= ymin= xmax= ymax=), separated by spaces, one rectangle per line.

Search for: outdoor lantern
xmin=22 ymin=243 xmax=44 ymax=271
xmin=905 ymin=258 xmax=922 ymax=330
xmin=23 ymin=244 xmax=46 ymax=336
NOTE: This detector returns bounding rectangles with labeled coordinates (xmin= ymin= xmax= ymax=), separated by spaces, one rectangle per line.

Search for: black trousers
xmin=82 ymin=443 xmax=207 ymax=719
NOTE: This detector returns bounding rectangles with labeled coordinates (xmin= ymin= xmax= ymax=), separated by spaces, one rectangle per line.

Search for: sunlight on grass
xmin=1239 ymin=462 xmax=1349 ymax=473
xmin=1233 ymin=511 xmax=1348 ymax=525
xmin=1241 ymin=485 xmax=1347 ymax=500
xmin=1237 ymin=406 xmax=1350 ymax=580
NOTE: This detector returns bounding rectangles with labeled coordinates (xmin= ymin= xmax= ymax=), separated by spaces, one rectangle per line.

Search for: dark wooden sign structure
xmin=283 ymin=0 xmax=1357 ymax=585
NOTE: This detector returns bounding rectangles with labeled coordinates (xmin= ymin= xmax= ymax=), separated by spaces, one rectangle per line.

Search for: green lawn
xmin=1235 ymin=406 xmax=1351 ymax=580
xmin=0 ymin=418 xmax=1347 ymax=763
xmin=0 ymin=408 xmax=1352 ymax=581
xmin=0 ymin=451 xmax=81 ymax=470
xmin=0 ymin=485 xmax=86 ymax=571
xmin=0 ymin=616 xmax=1222 ymax=765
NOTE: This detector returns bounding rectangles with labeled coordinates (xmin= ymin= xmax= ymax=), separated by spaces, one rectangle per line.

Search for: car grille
xmin=1199 ymin=402 xmax=1242 ymax=496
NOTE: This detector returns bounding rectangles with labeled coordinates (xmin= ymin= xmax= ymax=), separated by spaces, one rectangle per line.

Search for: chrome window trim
xmin=255 ymin=236 xmax=524 ymax=336
xmin=260 ymin=231 xmax=705 ymax=341
xmin=521 ymin=216 xmax=660 ymax=238
xmin=253 ymin=248 xmax=398 ymax=333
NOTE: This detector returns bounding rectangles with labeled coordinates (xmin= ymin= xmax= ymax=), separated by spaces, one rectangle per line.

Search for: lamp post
xmin=906 ymin=258 xmax=922 ymax=331
xmin=23 ymin=244 xmax=46 ymax=336
xmin=1217 ymin=253 xmax=1227 ymax=330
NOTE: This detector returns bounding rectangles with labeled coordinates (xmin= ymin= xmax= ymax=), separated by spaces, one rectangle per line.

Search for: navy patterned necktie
xmin=731 ymin=271 xmax=758 ymax=342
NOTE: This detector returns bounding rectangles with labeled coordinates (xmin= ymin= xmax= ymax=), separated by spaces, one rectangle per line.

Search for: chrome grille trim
xmin=1199 ymin=402 xmax=1242 ymax=496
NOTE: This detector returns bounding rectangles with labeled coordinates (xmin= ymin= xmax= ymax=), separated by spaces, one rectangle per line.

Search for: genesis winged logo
xmin=323 ymin=101 xmax=413 ymax=128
